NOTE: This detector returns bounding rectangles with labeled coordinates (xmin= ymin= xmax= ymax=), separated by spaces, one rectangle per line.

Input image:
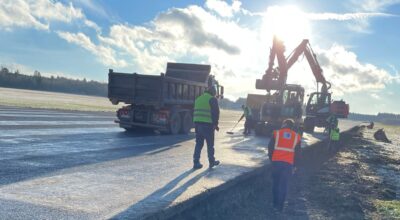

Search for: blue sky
xmin=0 ymin=0 xmax=399 ymax=114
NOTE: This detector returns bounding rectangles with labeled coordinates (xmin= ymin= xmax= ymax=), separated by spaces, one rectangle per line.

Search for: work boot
xmin=193 ymin=163 xmax=203 ymax=170
xmin=209 ymin=160 xmax=220 ymax=169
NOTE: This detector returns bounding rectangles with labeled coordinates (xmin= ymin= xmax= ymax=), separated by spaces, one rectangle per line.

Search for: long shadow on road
xmin=112 ymin=169 xmax=208 ymax=219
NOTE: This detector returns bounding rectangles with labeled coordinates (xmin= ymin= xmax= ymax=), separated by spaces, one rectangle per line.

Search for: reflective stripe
xmin=274 ymin=131 xmax=279 ymax=149
xmin=275 ymin=146 xmax=295 ymax=152
xmin=292 ymin=133 xmax=299 ymax=149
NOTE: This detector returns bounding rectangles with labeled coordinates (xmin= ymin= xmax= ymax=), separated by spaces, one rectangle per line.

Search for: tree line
xmin=0 ymin=67 xmax=107 ymax=97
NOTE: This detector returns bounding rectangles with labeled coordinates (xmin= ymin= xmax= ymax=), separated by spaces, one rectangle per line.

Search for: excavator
xmin=254 ymin=36 xmax=349 ymax=135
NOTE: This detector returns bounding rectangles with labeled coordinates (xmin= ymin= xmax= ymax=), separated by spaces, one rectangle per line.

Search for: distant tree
xmin=0 ymin=65 xmax=108 ymax=97
xmin=1 ymin=67 xmax=9 ymax=74
xmin=33 ymin=70 xmax=42 ymax=85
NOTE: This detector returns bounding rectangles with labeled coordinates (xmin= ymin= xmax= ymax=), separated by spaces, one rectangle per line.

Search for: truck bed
xmin=108 ymin=63 xmax=212 ymax=106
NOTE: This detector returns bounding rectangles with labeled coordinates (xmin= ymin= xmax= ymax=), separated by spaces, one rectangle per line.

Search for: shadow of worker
xmin=112 ymin=169 xmax=208 ymax=219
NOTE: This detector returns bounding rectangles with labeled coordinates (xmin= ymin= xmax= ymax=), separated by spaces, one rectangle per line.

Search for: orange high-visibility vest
xmin=271 ymin=128 xmax=301 ymax=165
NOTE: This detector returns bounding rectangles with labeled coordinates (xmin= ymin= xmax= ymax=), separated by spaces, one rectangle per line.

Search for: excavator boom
xmin=258 ymin=36 xmax=330 ymax=93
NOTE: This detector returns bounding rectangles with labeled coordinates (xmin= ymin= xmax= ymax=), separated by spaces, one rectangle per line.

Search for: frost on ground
xmin=173 ymin=124 xmax=400 ymax=220
xmin=0 ymin=87 xmax=119 ymax=112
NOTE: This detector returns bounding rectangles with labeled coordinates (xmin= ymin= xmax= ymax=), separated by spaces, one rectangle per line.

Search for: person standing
xmin=193 ymin=87 xmax=220 ymax=169
xmin=329 ymin=127 xmax=340 ymax=152
xmin=238 ymin=104 xmax=252 ymax=135
xmin=268 ymin=119 xmax=301 ymax=212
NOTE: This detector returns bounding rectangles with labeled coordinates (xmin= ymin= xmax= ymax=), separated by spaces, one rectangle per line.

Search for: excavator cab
xmin=306 ymin=92 xmax=331 ymax=115
xmin=255 ymin=84 xmax=304 ymax=136
xmin=304 ymin=92 xmax=349 ymax=133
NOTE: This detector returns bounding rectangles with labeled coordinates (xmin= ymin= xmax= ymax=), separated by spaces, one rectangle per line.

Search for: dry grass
xmin=0 ymin=87 xmax=120 ymax=112
xmin=0 ymin=87 xmax=241 ymax=115
xmin=375 ymin=200 xmax=400 ymax=219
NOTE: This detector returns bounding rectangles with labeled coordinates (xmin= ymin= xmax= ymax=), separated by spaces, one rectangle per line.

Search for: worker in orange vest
xmin=268 ymin=119 xmax=302 ymax=212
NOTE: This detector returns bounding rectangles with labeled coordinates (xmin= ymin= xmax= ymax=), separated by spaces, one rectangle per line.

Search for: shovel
xmin=226 ymin=120 xmax=240 ymax=135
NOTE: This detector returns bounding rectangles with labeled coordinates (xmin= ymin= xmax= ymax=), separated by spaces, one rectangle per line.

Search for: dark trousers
xmin=271 ymin=161 xmax=293 ymax=211
xmin=193 ymin=123 xmax=215 ymax=164
xmin=244 ymin=117 xmax=252 ymax=134
xmin=329 ymin=140 xmax=339 ymax=152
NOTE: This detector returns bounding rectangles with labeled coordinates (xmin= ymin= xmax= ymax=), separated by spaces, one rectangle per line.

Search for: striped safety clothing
xmin=271 ymin=128 xmax=301 ymax=165
xmin=193 ymin=92 xmax=212 ymax=123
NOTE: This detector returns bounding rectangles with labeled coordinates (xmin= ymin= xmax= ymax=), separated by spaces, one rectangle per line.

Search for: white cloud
xmin=97 ymin=6 xmax=246 ymax=74
xmin=313 ymin=44 xmax=394 ymax=95
xmin=371 ymin=93 xmax=380 ymax=99
xmin=346 ymin=0 xmax=400 ymax=33
xmin=205 ymin=0 xmax=241 ymax=18
xmin=0 ymin=0 xmax=100 ymax=31
xmin=57 ymin=31 xmax=127 ymax=67
xmin=354 ymin=0 xmax=400 ymax=12
xmin=0 ymin=0 xmax=83 ymax=30
xmin=70 ymin=0 xmax=109 ymax=18
xmin=307 ymin=12 xmax=394 ymax=20
xmin=84 ymin=19 xmax=101 ymax=32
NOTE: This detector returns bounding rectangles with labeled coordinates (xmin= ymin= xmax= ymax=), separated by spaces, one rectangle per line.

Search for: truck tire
xmin=168 ymin=112 xmax=181 ymax=135
xmin=180 ymin=112 xmax=193 ymax=134
xmin=304 ymin=117 xmax=315 ymax=133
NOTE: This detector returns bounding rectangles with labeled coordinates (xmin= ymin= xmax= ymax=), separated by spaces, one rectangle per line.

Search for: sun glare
xmin=263 ymin=5 xmax=311 ymax=51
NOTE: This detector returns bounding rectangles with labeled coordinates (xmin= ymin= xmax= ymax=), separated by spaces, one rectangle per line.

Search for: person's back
xmin=193 ymin=87 xmax=220 ymax=169
xmin=268 ymin=119 xmax=301 ymax=212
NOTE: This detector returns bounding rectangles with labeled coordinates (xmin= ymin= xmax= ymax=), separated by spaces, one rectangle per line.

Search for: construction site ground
xmin=173 ymin=124 xmax=400 ymax=220
xmin=0 ymin=105 xmax=360 ymax=219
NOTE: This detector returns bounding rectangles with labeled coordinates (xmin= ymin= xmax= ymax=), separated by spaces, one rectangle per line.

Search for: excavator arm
xmin=257 ymin=36 xmax=331 ymax=93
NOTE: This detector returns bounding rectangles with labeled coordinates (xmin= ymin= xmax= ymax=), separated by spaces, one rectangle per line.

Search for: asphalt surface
xmin=0 ymin=106 xmax=359 ymax=219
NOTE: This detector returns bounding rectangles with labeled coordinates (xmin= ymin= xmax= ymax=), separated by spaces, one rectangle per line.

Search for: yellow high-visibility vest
xmin=193 ymin=93 xmax=212 ymax=123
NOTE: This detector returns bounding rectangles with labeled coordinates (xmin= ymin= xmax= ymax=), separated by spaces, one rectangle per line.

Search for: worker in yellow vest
xmin=329 ymin=127 xmax=340 ymax=152
xmin=268 ymin=119 xmax=302 ymax=212
xmin=238 ymin=104 xmax=252 ymax=135
xmin=193 ymin=87 xmax=220 ymax=169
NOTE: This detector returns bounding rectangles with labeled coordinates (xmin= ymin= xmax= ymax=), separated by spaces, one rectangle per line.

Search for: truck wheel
xmin=304 ymin=117 xmax=315 ymax=133
xmin=168 ymin=112 xmax=181 ymax=135
xmin=180 ymin=112 xmax=193 ymax=134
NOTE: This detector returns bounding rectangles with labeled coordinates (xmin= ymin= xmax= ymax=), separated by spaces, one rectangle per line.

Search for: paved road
xmin=0 ymin=106 xmax=359 ymax=219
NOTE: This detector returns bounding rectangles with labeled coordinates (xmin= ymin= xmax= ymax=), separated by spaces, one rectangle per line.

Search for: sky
xmin=0 ymin=0 xmax=399 ymax=114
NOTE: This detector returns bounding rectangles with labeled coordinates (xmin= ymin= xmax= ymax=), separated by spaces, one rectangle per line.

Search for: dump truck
xmin=108 ymin=62 xmax=224 ymax=134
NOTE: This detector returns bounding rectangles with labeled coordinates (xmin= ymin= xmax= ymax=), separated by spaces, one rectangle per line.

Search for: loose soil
xmin=172 ymin=125 xmax=399 ymax=220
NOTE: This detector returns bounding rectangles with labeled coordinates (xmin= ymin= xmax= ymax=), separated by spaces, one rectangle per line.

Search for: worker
xmin=193 ymin=86 xmax=220 ymax=169
xmin=238 ymin=104 xmax=252 ymax=135
xmin=326 ymin=113 xmax=338 ymax=133
xmin=329 ymin=127 xmax=340 ymax=152
xmin=268 ymin=119 xmax=301 ymax=212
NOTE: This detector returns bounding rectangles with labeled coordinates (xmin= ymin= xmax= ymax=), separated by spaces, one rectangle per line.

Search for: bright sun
xmin=263 ymin=5 xmax=311 ymax=51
